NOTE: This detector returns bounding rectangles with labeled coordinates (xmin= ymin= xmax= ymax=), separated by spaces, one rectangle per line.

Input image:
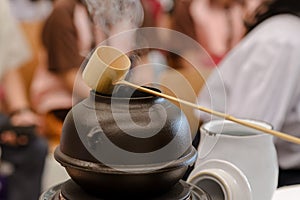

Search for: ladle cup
xmin=82 ymin=46 xmax=300 ymax=145
xmin=82 ymin=46 xmax=131 ymax=94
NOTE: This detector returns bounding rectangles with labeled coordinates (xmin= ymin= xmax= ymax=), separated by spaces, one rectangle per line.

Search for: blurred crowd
xmin=0 ymin=0 xmax=300 ymax=199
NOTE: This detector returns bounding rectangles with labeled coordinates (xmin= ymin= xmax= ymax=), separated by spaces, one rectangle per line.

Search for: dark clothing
xmin=1 ymin=139 xmax=48 ymax=200
xmin=42 ymin=0 xmax=84 ymax=73
xmin=51 ymin=108 xmax=70 ymax=122
xmin=0 ymin=114 xmax=48 ymax=200
xmin=278 ymin=168 xmax=300 ymax=187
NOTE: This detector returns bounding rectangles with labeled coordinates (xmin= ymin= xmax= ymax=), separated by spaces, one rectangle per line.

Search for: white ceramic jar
xmin=188 ymin=119 xmax=279 ymax=200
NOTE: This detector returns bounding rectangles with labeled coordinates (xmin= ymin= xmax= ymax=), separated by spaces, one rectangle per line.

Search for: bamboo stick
xmin=117 ymin=80 xmax=300 ymax=145
xmin=82 ymin=46 xmax=300 ymax=144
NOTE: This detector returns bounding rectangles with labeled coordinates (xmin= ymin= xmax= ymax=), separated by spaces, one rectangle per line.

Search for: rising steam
xmin=85 ymin=0 xmax=144 ymax=36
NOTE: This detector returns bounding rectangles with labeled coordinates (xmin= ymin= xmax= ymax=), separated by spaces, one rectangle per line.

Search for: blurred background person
xmin=0 ymin=0 xmax=48 ymax=199
xmin=8 ymin=0 xmax=52 ymax=96
xmin=30 ymin=0 xmax=96 ymax=148
xmin=190 ymin=0 xmax=246 ymax=66
xmin=196 ymin=0 xmax=300 ymax=187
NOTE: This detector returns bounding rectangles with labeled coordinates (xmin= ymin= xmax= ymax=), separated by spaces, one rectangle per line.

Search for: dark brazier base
xmin=40 ymin=179 xmax=203 ymax=200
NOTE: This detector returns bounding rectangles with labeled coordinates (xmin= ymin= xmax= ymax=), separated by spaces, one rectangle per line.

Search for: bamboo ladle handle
xmin=116 ymin=80 xmax=300 ymax=145
xmin=82 ymin=46 xmax=300 ymax=145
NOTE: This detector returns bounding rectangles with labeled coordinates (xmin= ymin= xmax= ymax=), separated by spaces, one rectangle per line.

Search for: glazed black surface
xmin=55 ymin=85 xmax=196 ymax=196
xmin=59 ymin=86 xmax=192 ymax=165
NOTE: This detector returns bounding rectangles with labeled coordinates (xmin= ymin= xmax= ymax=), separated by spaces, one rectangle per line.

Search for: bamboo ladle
xmin=83 ymin=46 xmax=300 ymax=145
